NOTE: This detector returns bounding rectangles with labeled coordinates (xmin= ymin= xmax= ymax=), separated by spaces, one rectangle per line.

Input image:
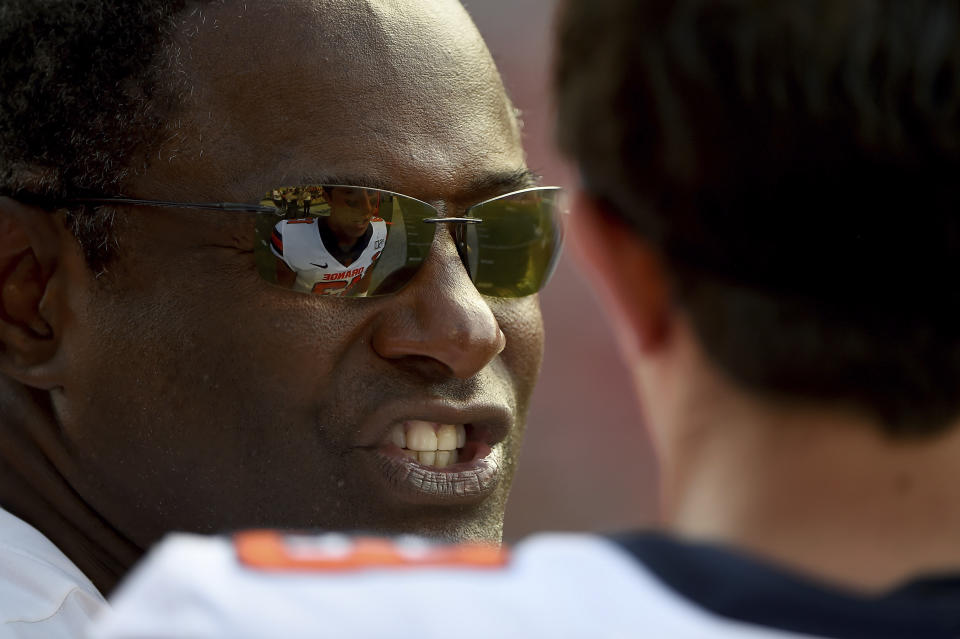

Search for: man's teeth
xmin=406 ymin=421 xmax=437 ymax=452
xmin=436 ymin=424 xmax=457 ymax=451
xmin=389 ymin=421 xmax=467 ymax=468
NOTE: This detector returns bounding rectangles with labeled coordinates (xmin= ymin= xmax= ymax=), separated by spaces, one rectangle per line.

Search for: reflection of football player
xmin=282 ymin=189 xmax=298 ymax=214
xmin=270 ymin=187 xmax=388 ymax=295
xmin=302 ymin=189 xmax=312 ymax=215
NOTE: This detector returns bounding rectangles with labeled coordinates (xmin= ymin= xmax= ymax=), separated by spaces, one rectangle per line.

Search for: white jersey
xmin=0 ymin=507 xmax=107 ymax=639
xmin=91 ymin=532 xmax=819 ymax=639
xmin=270 ymin=217 xmax=387 ymax=295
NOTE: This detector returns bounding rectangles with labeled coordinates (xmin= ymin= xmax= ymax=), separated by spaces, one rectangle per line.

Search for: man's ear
xmin=0 ymin=196 xmax=62 ymax=384
xmin=569 ymin=189 xmax=672 ymax=356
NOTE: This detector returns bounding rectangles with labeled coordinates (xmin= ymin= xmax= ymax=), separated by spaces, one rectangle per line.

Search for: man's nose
xmin=371 ymin=232 xmax=505 ymax=380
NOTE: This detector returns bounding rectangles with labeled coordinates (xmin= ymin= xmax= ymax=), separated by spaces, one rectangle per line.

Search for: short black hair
xmin=0 ymin=0 xmax=203 ymax=273
xmin=556 ymin=0 xmax=960 ymax=437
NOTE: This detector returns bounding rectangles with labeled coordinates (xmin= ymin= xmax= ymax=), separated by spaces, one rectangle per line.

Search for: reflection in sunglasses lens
xmin=254 ymin=186 xmax=563 ymax=298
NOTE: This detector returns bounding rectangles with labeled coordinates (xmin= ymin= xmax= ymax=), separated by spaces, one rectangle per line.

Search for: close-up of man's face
xmin=43 ymin=0 xmax=544 ymax=550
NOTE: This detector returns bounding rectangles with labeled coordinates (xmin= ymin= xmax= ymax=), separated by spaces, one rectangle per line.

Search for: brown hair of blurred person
xmin=556 ymin=0 xmax=960 ymax=591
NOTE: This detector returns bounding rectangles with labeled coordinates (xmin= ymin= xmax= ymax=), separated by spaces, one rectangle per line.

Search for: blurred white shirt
xmin=0 ymin=507 xmax=107 ymax=639
xmin=91 ymin=532 xmax=815 ymax=639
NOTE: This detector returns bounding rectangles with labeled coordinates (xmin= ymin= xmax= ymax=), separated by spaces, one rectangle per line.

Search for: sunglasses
xmin=67 ymin=185 xmax=564 ymax=298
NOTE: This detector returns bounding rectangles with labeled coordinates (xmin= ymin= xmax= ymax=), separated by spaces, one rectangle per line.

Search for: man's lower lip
xmin=364 ymin=443 xmax=502 ymax=505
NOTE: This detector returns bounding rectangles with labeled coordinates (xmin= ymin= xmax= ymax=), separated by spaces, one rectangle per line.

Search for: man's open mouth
xmin=386 ymin=420 xmax=485 ymax=469
xmin=362 ymin=415 xmax=507 ymax=504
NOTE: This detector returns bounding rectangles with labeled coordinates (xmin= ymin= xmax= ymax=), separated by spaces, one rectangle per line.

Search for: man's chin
xmin=359 ymin=506 xmax=507 ymax=546
xmin=329 ymin=458 xmax=512 ymax=545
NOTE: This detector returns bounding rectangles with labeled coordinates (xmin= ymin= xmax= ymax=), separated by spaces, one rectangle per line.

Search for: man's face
xmin=50 ymin=0 xmax=542 ymax=547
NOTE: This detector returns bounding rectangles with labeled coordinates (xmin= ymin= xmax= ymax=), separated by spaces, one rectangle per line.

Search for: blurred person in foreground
xmin=0 ymin=0 xmax=564 ymax=636
xmin=92 ymin=0 xmax=960 ymax=637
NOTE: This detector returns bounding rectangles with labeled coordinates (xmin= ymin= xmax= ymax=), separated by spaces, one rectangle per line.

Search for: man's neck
xmin=657 ymin=360 xmax=960 ymax=592
xmin=0 ymin=380 xmax=141 ymax=594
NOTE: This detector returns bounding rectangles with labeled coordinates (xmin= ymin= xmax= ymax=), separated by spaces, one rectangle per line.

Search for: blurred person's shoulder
xmin=91 ymin=531 xmax=820 ymax=638
xmin=0 ymin=506 xmax=107 ymax=638
xmin=610 ymin=532 xmax=960 ymax=639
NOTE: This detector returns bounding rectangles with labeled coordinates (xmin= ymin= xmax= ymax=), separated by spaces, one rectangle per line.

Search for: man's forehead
xmin=173 ymin=0 xmax=508 ymax=116
xmin=142 ymin=0 xmax=523 ymax=204
xmin=179 ymin=0 xmax=488 ymax=78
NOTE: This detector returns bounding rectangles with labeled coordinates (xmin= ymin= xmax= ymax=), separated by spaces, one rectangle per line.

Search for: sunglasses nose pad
xmin=452 ymin=223 xmax=479 ymax=282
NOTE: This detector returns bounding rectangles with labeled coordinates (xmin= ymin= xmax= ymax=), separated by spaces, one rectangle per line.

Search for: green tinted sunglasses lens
xmin=254 ymin=185 xmax=563 ymax=298
xmin=455 ymin=188 xmax=564 ymax=297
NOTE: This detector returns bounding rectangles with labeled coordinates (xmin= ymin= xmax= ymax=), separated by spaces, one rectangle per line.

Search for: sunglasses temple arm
xmin=67 ymin=198 xmax=278 ymax=215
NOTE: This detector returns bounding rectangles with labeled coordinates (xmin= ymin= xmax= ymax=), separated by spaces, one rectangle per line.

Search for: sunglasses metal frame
xmin=51 ymin=184 xmax=564 ymax=298
xmin=63 ymin=185 xmax=563 ymax=226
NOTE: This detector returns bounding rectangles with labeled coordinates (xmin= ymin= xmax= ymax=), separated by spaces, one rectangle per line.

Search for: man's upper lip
xmin=356 ymin=400 xmax=513 ymax=448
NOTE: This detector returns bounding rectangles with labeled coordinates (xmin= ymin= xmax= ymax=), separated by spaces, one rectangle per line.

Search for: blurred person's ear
xmin=569 ymin=189 xmax=671 ymax=356
xmin=0 ymin=197 xmax=66 ymax=385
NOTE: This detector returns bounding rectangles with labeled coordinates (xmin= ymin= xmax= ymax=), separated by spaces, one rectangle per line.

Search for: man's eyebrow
xmin=461 ymin=168 xmax=541 ymax=199
xmin=289 ymin=169 xmax=541 ymax=199
xmin=292 ymin=175 xmax=384 ymax=190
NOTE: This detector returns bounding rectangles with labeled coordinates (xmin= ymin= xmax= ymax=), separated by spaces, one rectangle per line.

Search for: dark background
xmin=464 ymin=1 xmax=660 ymax=541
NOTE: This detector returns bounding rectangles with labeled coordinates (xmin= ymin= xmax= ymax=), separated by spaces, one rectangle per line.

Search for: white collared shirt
xmin=0 ymin=507 xmax=107 ymax=638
